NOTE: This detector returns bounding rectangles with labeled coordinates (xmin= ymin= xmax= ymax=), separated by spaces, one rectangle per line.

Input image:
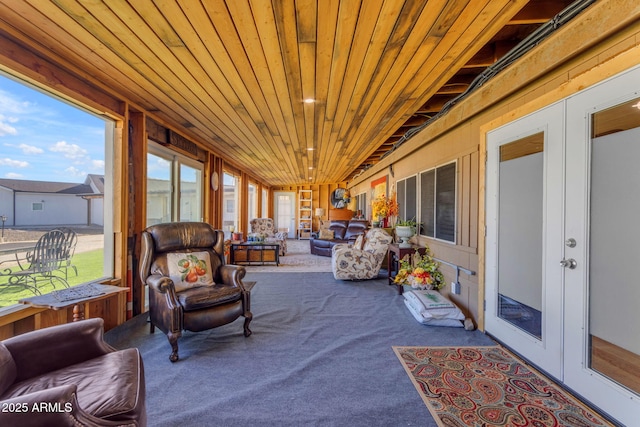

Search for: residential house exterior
xmin=0 ymin=174 xmax=104 ymax=227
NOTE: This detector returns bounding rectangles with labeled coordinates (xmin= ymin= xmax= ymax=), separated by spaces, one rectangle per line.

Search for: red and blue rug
xmin=393 ymin=346 xmax=614 ymax=427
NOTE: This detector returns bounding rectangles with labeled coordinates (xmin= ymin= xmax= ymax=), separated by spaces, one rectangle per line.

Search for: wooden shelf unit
xmin=298 ymin=189 xmax=313 ymax=239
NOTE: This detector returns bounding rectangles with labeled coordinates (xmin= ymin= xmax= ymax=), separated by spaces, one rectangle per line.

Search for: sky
xmin=0 ymin=73 xmax=106 ymax=183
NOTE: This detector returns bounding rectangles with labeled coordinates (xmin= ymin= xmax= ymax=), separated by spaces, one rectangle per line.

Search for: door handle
xmin=560 ymin=258 xmax=577 ymax=269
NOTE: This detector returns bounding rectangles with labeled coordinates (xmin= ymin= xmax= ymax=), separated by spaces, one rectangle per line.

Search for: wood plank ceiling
xmin=0 ymin=0 xmax=574 ymax=186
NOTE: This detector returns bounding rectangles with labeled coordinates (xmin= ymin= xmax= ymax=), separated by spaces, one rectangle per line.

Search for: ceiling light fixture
xmin=304 ymin=98 xmax=315 ymax=104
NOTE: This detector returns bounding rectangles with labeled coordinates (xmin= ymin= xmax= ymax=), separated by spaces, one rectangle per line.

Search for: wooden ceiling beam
xmin=510 ymin=0 xmax=574 ymax=25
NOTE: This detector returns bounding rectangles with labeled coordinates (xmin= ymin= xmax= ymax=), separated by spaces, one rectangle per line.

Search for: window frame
xmin=146 ymin=141 xmax=204 ymax=226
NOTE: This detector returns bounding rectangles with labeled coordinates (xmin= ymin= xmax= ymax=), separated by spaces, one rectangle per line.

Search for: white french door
xmin=564 ymin=67 xmax=640 ymax=425
xmin=485 ymin=102 xmax=565 ymax=379
xmin=273 ymin=191 xmax=296 ymax=239
xmin=486 ymin=66 xmax=640 ymax=425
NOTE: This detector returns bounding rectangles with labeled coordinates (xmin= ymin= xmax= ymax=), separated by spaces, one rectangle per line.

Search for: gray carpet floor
xmin=105 ymin=272 xmax=496 ymax=426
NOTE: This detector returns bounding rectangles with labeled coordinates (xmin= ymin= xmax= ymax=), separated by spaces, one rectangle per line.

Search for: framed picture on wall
xmin=370 ymin=175 xmax=388 ymax=200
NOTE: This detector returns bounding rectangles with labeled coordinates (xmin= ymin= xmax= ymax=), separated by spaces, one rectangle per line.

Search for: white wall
xmin=90 ymin=198 xmax=104 ymax=226
xmin=0 ymin=187 xmax=14 ymax=226
xmin=15 ymin=193 xmax=88 ymax=226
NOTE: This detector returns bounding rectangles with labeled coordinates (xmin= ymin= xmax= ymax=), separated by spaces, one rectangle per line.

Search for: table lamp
xmin=315 ymin=208 xmax=325 ymax=233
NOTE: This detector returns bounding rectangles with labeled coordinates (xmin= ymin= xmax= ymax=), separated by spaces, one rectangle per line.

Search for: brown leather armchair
xmin=0 ymin=318 xmax=146 ymax=426
xmin=139 ymin=222 xmax=252 ymax=362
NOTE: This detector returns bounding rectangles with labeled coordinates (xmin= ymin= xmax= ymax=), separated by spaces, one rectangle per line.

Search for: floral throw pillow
xmin=166 ymin=251 xmax=214 ymax=292
xmin=319 ymin=229 xmax=334 ymax=240
xmin=353 ymin=234 xmax=365 ymax=250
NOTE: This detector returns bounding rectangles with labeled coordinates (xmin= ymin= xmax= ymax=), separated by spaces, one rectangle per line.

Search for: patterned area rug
xmin=241 ymin=239 xmax=332 ymax=272
xmin=393 ymin=346 xmax=615 ymax=427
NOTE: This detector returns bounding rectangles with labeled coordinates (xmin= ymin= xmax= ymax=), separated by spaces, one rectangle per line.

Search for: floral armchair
xmin=249 ymin=218 xmax=288 ymax=255
xmin=332 ymin=228 xmax=393 ymax=280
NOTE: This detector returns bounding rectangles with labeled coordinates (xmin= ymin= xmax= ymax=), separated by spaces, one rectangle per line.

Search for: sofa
xmin=0 ymin=318 xmax=146 ymax=426
xmin=309 ymin=219 xmax=369 ymax=257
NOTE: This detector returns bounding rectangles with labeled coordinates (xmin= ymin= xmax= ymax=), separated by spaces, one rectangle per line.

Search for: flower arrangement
xmin=393 ymin=248 xmax=445 ymax=290
xmin=372 ymin=193 xmax=399 ymax=226
xmin=372 ymin=194 xmax=389 ymax=218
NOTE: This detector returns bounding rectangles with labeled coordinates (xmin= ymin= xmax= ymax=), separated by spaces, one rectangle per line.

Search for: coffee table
xmin=230 ymin=242 xmax=279 ymax=266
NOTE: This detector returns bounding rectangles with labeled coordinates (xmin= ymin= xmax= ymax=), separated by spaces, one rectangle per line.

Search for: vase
xmin=395 ymin=226 xmax=414 ymax=248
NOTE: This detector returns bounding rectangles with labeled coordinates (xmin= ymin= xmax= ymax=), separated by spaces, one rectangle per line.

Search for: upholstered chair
xmin=249 ymin=218 xmax=288 ymax=255
xmin=0 ymin=318 xmax=146 ymax=426
xmin=332 ymin=228 xmax=393 ymax=280
xmin=139 ymin=222 xmax=252 ymax=362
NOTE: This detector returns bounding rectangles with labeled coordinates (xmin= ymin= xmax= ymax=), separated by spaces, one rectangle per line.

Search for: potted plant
xmin=394 ymin=217 xmax=418 ymax=247
xmin=393 ymin=248 xmax=444 ymax=290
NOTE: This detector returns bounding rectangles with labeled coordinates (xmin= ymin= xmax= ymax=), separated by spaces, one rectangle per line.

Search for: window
xmin=248 ymin=183 xmax=258 ymax=220
xmin=261 ymin=188 xmax=268 ymax=217
xmin=223 ymin=171 xmax=240 ymax=237
xmin=396 ymin=176 xmax=417 ymax=223
xmin=0 ymin=73 xmax=113 ymax=309
xmin=355 ymin=192 xmax=367 ymax=218
xmin=179 ymin=164 xmax=202 ymax=222
xmin=146 ymin=142 xmax=203 ymax=226
xmin=420 ymin=162 xmax=456 ymax=242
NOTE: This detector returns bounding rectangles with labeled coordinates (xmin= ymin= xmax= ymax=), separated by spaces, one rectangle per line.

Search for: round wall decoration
xmin=331 ymin=188 xmax=347 ymax=208
xmin=211 ymin=173 xmax=219 ymax=191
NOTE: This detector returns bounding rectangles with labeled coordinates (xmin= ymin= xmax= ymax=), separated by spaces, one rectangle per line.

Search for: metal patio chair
xmin=0 ymin=229 xmax=71 ymax=295
xmin=56 ymin=227 xmax=78 ymax=279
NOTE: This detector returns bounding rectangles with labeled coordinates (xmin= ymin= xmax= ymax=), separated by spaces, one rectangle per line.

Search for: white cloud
xmin=0 ymin=158 xmax=28 ymax=168
xmin=91 ymin=159 xmax=105 ymax=170
xmin=5 ymin=172 xmax=23 ymax=179
xmin=18 ymin=143 xmax=44 ymax=155
xmin=49 ymin=140 xmax=88 ymax=160
xmin=63 ymin=166 xmax=86 ymax=177
xmin=0 ymin=91 xmax=31 ymax=114
xmin=0 ymin=120 xmax=17 ymax=136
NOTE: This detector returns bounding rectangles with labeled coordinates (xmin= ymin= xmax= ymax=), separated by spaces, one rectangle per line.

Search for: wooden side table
xmin=19 ymin=283 xmax=129 ymax=322
xmin=387 ymin=243 xmax=427 ymax=295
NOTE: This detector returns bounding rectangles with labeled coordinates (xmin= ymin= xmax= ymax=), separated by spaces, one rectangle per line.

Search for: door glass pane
xmin=588 ymin=98 xmax=640 ymax=394
xmin=179 ymin=164 xmax=201 ymax=222
xmin=146 ymin=152 xmax=172 ymax=226
xmin=276 ymin=194 xmax=293 ymax=238
xmin=497 ymin=133 xmax=544 ymax=339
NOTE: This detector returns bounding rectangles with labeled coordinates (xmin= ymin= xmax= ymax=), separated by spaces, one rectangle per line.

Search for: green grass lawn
xmin=0 ymin=249 xmax=105 ymax=308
